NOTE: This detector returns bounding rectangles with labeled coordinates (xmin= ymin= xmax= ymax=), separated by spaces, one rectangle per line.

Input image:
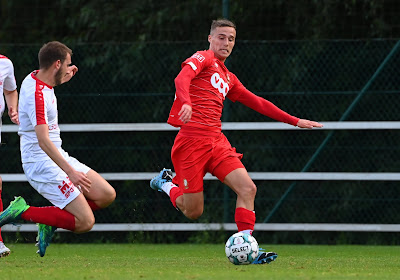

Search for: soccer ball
xmin=225 ymin=232 xmax=259 ymax=265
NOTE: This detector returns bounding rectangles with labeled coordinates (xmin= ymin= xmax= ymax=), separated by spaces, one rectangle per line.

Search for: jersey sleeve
xmin=27 ymin=86 xmax=48 ymax=127
xmin=174 ymin=65 xmax=196 ymax=106
xmin=3 ymin=59 xmax=17 ymax=91
xmin=226 ymin=73 xmax=247 ymax=102
xmin=181 ymin=50 xmax=214 ymax=75
xmin=227 ymin=74 xmax=299 ymax=126
xmin=174 ymin=50 xmax=214 ymax=105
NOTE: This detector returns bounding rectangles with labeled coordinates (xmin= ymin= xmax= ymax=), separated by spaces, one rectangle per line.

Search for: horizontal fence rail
xmin=3 ymin=121 xmax=400 ymax=132
xmin=3 ymin=223 xmax=400 ymax=233
xmin=3 ymin=172 xmax=400 ymax=182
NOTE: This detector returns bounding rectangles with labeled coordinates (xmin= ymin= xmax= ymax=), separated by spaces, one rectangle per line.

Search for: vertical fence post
xmin=222 ymin=0 xmax=231 ymax=224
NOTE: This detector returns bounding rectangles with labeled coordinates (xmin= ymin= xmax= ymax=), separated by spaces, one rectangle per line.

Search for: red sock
xmin=87 ymin=200 xmax=101 ymax=211
xmin=21 ymin=206 xmax=75 ymax=231
xmin=235 ymin=207 xmax=256 ymax=234
xmin=0 ymin=190 xmax=3 ymax=242
xmin=170 ymin=187 xmax=183 ymax=208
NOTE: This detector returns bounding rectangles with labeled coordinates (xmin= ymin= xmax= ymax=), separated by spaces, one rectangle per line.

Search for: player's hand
xmin=62 ymin=65 xmax=78 ymax=84
xmin=8 ymin=106 xmax=19 ymax=125
xmin=178 ymin=104 xmax=192 ymax=124
xmin=68 ymin=170 xmax=91 ymax=193
xmin=296 ymin=119 xmax=323 ymax=129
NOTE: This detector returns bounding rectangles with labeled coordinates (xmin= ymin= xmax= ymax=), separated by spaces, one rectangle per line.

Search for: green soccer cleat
xmin=0 ymin=196 xmax=30 ymax=227
xmin=36 ymin=223 xmax=57 ymax=257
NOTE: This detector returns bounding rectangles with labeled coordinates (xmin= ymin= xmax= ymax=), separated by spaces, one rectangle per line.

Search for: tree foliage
xmin=1 ymin=0 xmax=400 ymax=43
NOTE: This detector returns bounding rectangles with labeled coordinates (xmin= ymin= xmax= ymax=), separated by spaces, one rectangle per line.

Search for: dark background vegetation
xmin=1 ymin=0 xmax=400 ymax=245
xmin=2 ymin=0 xmax=400 ymax=42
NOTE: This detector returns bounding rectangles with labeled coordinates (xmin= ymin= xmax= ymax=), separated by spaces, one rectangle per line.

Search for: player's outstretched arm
xmin=296 ymin=119 xmax=323 ymax=129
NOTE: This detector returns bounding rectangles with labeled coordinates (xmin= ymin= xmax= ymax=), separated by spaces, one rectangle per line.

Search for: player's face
xmin=54 ymin=53 xmax=72 ymax=86
xmin=208 ymin=26 xmax=236 ymax=62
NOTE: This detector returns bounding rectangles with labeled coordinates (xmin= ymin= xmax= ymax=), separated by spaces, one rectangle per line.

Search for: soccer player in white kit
xmin=0 ymin=54 xmax=19 ymax=257
xmin=0 ymin=42 xmax=116 ymax=257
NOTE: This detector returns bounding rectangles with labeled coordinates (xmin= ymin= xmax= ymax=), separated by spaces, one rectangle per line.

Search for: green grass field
xmin=1 ymin=243 xmax=399 ymax=279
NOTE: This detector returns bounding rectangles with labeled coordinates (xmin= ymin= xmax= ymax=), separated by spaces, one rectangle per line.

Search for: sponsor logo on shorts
xmin=58 ymin=177 xmax=75 ymax=199
xmin=183 ymin=179 xmax=188 ymax=189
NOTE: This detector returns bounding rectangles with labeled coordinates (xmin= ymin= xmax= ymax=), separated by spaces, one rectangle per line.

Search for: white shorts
xmin=23 ymin=148 xmax=91 ymax=209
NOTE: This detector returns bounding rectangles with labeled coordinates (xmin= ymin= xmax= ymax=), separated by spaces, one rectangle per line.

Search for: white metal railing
xmin=3 ymin=223 xmax=400 ymax=232
xmin=3 ymin=121 xmax=400 ymax=132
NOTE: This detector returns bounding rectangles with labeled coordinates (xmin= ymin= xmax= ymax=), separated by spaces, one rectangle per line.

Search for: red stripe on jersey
xmin=35 ymin=82 xmax=46 ymax=125
xmin=0 ymin=55 xmax=8 ymax=59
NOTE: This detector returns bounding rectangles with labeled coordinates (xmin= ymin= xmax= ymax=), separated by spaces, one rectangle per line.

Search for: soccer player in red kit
xmin=151 ymin=19 xmax=323 ymax=264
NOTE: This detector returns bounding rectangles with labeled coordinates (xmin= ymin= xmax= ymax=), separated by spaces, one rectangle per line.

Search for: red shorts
xmin=171 ymin=131 xmax=244 ymax=194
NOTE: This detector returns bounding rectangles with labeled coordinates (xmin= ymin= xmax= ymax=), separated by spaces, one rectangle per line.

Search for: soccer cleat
xmin=0 ymin=196 xmax=30 ymax=227
xmin=0 ymin=242 xmax=10 ymax=257
xmin=252 ymin=250 xmax=278 ymax=264
xmin=150 ymin=168 xmax=173 ymax=192
xmin=36 ymin=223 xmax=57 ymax=257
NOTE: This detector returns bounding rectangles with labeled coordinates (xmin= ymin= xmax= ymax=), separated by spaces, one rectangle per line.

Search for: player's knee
xmin=96 ymin=187 xmax=116 ymax=209
xmin=102 ymin=187 xmax=116 ymax=208
xmin=75 ymin=216 xmax=95 ymax=233
xmin=0 ymin=176 xmax=2 ymax=190
xmin=107 ymin=187 xmax=116 ymax=204
xmin=249 ymin=182 xmax=257 ymax=197
xmin=238 ymin=182 xmax=257 ymax=200
xmin=185 ymin=208 xmax=203 ymax=220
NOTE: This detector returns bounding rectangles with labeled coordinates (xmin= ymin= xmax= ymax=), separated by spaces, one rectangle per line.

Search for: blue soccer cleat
xmin=0 ymin=196 xmax=30 ymax=227
xmin=36 ymin=223 xmax=57 ymax=257
xmin=252 ymin=249 xmax=278 ymax=264
xmin=150 ymin=168 xmax=173 ymax=192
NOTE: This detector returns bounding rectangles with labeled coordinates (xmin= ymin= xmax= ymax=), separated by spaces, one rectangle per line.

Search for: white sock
xmin=241 ymin=229 xmax=253 ymax=235
xmin=161 ymin=182 xmax=176 ymax=196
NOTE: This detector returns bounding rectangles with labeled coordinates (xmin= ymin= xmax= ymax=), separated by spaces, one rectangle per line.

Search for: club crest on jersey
xmin=211 ymin=73 xmax=229 ymax=96
xmin=191 ymin=53 xmax=205 ymax=62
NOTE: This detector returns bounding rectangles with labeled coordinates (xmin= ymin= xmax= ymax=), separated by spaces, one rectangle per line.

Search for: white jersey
xmin=18 ymin=70 xmax=62 ymax=163
xmin=0 ymin=55 xmax=17 ymax=141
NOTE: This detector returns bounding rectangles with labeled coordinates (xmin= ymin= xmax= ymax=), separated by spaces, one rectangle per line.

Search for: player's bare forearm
xmin=296 ymin=119 xmax=323 ymax=129
xmin=4 ymin=89 xmax=19 ymax=124
xmin=35 ymin=124 xmax=91 ymax=191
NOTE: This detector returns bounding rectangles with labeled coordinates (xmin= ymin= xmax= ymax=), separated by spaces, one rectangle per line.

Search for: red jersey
xmin=168 ymin=50 xmax=244 ymax=133
xmin=168 ymin=49 xmax=299 ymax=134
